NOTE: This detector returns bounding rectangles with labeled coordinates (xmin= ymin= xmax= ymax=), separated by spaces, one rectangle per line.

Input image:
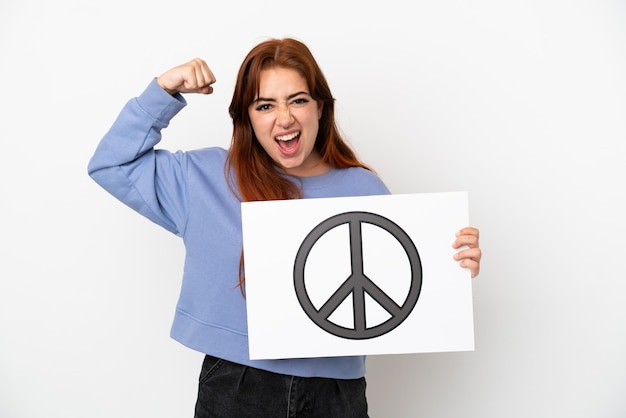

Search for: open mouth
xmin=275 ymin=131 xmax=301 ymax=153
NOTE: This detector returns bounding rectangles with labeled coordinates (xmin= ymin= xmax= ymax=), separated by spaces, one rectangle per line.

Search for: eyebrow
xmin=252 ymin=91 xmax=311 ymax=104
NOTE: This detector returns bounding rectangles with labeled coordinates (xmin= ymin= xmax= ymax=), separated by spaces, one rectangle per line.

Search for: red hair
xmin=225 ymin=38 xmax=372 ymax=289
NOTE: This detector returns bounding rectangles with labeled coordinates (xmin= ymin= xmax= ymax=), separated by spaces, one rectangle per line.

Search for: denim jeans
xmin=194 ymin=355 xmax=369 ymax=418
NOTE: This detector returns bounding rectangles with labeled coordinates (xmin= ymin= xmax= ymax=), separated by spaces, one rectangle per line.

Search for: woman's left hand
xmin=452 ymin=227 xmax=482 ymax=278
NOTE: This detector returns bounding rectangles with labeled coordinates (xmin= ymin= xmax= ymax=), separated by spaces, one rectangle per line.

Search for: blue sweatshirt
xmin=88 ymin=79 xmax=390 ymax=379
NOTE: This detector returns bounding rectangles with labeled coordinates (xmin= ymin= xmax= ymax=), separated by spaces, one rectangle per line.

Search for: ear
xmin=317 ymin=102 xmax=324 ymax=120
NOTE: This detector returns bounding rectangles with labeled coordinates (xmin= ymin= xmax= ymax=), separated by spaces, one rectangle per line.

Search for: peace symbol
xmin=293 ymin=211 xmax=422 ymax=340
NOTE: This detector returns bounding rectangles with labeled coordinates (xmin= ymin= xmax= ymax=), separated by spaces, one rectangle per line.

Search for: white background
xmin=1 ymin=1 xmax=624 ymax=417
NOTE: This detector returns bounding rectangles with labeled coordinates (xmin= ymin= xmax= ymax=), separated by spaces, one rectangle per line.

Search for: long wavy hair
xmin=225 ymin=38 xmax=372 ymax=289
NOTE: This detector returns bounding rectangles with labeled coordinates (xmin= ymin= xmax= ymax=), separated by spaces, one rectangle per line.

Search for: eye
xmin=291 ymin=97 xmax=310 ymax=107
xmin=255 ymin=103 xmax=272 ymax=112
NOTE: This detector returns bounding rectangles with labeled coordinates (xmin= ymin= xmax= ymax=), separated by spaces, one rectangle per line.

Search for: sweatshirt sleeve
xmin=87 ymin=79 xmax=190 ymax=236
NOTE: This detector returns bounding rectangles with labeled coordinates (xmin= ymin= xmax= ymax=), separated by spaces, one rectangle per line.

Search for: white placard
xmin=241 ymin=192 xmax=474 ymax=360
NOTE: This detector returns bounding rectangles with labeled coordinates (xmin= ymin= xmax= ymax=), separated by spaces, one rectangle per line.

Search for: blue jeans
xmin=194 ymin=355 xmax=369 ymax=418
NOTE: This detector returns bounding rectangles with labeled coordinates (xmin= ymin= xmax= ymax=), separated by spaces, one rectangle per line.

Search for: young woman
xmin=88 ymin=37 xmax=481 ymax=418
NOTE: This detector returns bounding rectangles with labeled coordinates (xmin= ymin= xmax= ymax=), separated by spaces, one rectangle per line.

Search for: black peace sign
xmin=293 ymin=211 xmax=422 ymax=340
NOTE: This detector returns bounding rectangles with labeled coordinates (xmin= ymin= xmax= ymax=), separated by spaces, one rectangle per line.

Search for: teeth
xmin=276 ymin=131 xmax=300 ymax=141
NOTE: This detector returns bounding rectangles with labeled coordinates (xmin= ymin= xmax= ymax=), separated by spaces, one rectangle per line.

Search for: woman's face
xmin=248 ymin=67 xmax=328 ymax=177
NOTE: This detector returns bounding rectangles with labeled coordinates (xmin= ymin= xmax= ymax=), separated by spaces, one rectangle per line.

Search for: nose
xmin=276 ymin=103 xmax=294 ymax=128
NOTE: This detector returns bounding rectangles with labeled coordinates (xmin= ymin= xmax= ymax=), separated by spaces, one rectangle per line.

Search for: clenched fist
xmin=156 ymin=58 xmax=216 ymax=95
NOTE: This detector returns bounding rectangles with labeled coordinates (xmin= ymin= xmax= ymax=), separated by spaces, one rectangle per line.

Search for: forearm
xmin=88 ymin=79 xmax=186 ymax=175
xmin=87 ymin=79 xmax=189 ymax=234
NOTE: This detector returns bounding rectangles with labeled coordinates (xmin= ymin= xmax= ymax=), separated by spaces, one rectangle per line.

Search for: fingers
xmin=157 ymin=58 xmax=216 ymax=95
xmin=452 ymin=226 xmax=482 ymax=278
xmin=459 ymin=257 xmax=480 ymax=278
xmin=454 ymin=246 xmax=481 ymax=264
xmin=452 ymin=227 xmax=479 ymax=249
xmin=454 ymin=248 xmax=482 ymax=278
xmin=183 ymin=58 xmax=216 ymax=94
